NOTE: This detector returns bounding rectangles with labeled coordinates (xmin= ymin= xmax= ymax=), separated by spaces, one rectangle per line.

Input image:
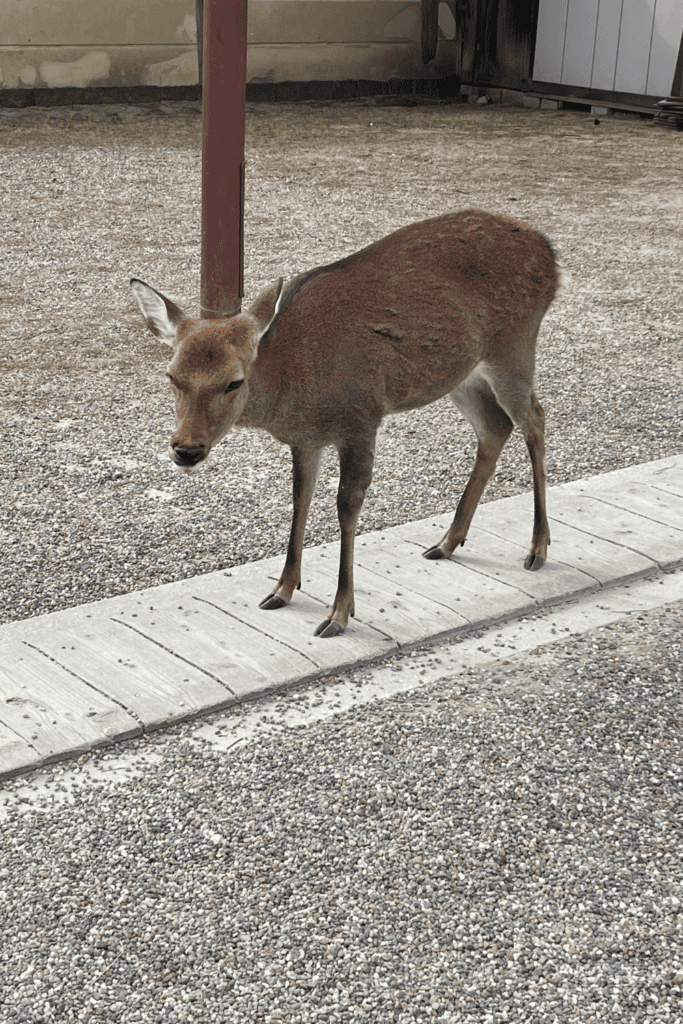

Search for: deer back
xmin=241 ymin=210 xmax=558 ymax=443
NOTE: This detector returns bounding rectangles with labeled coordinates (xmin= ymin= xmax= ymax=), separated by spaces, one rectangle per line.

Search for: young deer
xmin=132 ymin=210 xmax=559 ymax=638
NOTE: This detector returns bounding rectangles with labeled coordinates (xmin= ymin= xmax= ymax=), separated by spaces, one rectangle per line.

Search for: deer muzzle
xmin=171 ymin=443 xmax=207 ymax=468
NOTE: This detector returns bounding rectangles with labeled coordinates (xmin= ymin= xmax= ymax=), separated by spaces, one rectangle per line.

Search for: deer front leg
xmin=315 ymin=436 xmax=376 ymax=638
xmin=259 ymin=446 xmax=322 ymax=610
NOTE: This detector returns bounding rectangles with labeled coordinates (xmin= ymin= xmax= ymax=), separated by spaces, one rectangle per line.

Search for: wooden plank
xmin=194 ymin=564 xmax=397 ymax=666
xmin=578 ymin=457 xmax=683 ymax=499
xmin=399 ymin=518 xmax=599 ymax=603
xmin=575 ymin=478 xmax=683 ymax=532
xmin=352 ymin=564 xmax=467 ymax=644
xmin=432 ymin=498 xmax=655 ymax=587
xmin=299 ymin=546 xmax=469 ymax=645
xmin=0 ymin=718 xmax=39 ymax=780
xmin=544 ymin=493 xmax=683 ymax=569
xmin=350 ymin=533 xmax=536 ymax=627
xmin=31 ymin=621 xmax=237 ymax=729
xmin=0 ymin=641 xmax=140 ymax=767
xmin=520 ymin=516 xmax=655 ymax=585
xmin=111 ymin=597 xmax=323 ymax=698
xmin=399 ymin=474 xmax=673 ymax=584
xmin=650 ymin=480 xmax=683 ymax=500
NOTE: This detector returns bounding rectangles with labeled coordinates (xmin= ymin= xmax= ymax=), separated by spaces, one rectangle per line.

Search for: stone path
xmin=1 ymin=454 xmax=681 ymax=779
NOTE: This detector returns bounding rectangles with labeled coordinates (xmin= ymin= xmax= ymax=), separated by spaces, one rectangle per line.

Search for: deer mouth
xmin=169 ymin=445 xmax=209 ymax=472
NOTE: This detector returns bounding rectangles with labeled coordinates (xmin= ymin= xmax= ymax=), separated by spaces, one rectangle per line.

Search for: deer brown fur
xmin=132 ymin=209 xmax=559 ymax=637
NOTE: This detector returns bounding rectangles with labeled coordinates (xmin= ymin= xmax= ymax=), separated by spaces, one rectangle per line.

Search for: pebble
xmin=1 ymin=600 xmax=681 ymax=1022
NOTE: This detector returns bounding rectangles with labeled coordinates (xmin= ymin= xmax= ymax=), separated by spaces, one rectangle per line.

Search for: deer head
xmin=131 ymin=278 xmax=283 ymax=469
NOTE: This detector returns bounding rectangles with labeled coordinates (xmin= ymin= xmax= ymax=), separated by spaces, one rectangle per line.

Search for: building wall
xmin=533 ymin=0 xmax=683 ymax=97
xmin=0 ymin=0 xmax=458 ymax=93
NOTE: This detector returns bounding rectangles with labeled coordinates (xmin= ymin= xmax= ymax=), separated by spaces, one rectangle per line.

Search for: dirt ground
xmin=0 ymin=99 xmax=682 ymax=623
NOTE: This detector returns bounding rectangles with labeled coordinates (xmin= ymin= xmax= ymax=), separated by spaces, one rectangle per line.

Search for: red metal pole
xmin=200 ymin=0 xmax=247 ymax=319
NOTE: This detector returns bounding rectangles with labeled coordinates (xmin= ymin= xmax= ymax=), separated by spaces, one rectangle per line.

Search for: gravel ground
xmin=1 ymin=594 xmax=682 ymax=1023
xmin=1 ymin=99 xmax=682 ymax=624
xmin=2 ymin=98 xmax=683 ymax=1024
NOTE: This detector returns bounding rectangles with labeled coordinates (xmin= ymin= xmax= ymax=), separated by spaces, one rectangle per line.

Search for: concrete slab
xmin=1 ymin=454 xmax=682 ymax=779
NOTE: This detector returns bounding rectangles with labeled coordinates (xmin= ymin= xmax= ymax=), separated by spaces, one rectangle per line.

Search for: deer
xmin=131 ymin=209 xmax=559 ymax=638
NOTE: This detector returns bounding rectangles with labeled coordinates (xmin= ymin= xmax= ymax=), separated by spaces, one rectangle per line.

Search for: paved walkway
xmin=1 ymin=454 xmax=682 ymax=780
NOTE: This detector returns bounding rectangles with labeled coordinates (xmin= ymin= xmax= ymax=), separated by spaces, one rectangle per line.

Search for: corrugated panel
xmin=533 ymin=0 xmax=683 ymax=97
xmin=533 ymin=0 xmax=568 ymax=82
xmin=646 ymin=0 xmax=683 ymax=95
xmin=591 ymin=0 xmax=623 ymax=90
xmin=613 ymin=1 xmax=656 ymax=93
xmin=561 ymin=0 xmax=599 ymax=87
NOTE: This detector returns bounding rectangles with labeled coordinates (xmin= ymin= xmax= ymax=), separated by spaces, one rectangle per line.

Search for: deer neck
xmin=235 ymin=360 xmax=278 ymax=433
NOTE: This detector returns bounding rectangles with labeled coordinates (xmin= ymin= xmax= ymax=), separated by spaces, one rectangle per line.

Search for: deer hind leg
xmin=441 ymin=347 xmax=551 ymax=569
xmin=259 ymin=446 xmax=322 ymax=611
xmin=423 ymin=370 xmax=514 ymax=561
xmin=477 ymin=355 xmax=549 ymax=570
xmin=510 ymin=387 xmax=549 ymax=569
xmin=314 ymin=435 xmax=377 ymax=638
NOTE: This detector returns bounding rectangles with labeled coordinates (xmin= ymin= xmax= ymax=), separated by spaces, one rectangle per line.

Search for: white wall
xmin=533 ymin=0 xmax=683 ymax=96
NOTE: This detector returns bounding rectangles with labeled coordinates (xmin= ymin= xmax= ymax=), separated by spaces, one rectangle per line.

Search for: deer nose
xmin=172 ymin=443 xmax=206 ymax=467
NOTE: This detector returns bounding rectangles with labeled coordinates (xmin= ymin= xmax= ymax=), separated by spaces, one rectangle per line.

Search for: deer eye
xmin=225 ymin=379 xmax=244 ymax=393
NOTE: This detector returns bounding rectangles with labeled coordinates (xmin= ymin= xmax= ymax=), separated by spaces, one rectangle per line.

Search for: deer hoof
xmin=259 ymin=592 xmax=288 ymax=610
xmin=524 ymin=553 xmax=546 ymax=571
xmin=422 ymin=545 xmax=447 ymax=560
xmin=314 ymin=618 xmax=345 ymax=638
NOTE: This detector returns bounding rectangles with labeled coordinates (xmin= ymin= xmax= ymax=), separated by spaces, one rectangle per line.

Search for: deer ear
xmin=130 ymin=279 xmax=187 ymax=346
xmin=249 ymin=278 xmax=285 ymax=341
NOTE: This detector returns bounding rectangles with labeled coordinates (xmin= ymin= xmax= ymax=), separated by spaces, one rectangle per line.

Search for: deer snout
xmin=171 ymin=442 xmax=206 ymax=467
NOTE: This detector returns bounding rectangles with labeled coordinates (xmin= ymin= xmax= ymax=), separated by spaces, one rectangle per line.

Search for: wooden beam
xmin=421 ymin=0 xmax=439 ymax=64
xmin=200 ymin=0 xmax=247 ymax=318
xmin=671 ymin=28 xmax=683 ymax=97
